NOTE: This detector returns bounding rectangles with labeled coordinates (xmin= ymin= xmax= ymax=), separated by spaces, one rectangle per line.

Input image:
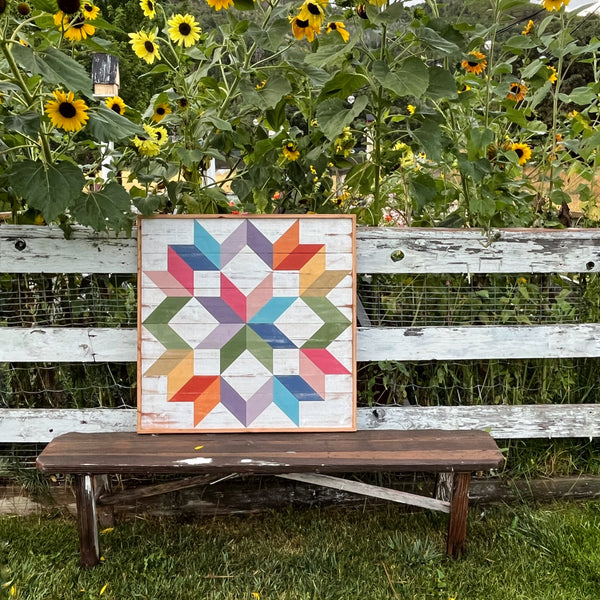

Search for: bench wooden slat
xmin=36 ymin=430 xmax=504 ymax=475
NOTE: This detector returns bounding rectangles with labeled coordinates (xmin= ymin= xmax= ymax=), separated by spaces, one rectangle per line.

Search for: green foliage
xmin=2 ymin=0 xmax=600 ymax=229
xmin=3 ymin=504 xmax=600 ymax=598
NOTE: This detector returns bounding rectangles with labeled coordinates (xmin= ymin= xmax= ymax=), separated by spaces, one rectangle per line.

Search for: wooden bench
xmin=4 ymin=226 xmax=600 ymax=566
xmin=36 ymin=429 xmax=504 ymax=566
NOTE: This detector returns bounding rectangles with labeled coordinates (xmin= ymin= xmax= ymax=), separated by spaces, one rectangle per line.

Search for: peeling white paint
xmin=240 ymin=459 xmax=286 ymax=467
xmin=175 ymin=457 xmax=213 ymax=465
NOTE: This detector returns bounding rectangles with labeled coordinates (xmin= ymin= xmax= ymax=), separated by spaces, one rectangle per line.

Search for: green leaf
xmin=467 ymin=127 xmax=494 ymax=161
xmin=559 ymin=86 xmax=597 ymax=105
xmin=140 ymin=64 xmax=171 ymax=78
xmin=503 ymin=34 xmax=538 ymax=53
xmin=2 ymin=112 xmax=41 ymax=137
xmin=410 ymin=174 xmax=439 ymax=211
xmin=304 ymin=36 xmax=358 ymax=69
xmin=30 ymin=0 xmax=57 ymax=12
xmin=9 ymin=160 xmax=85 ymax=221
xmin=318 ymin=73 xmax=369 ymax=102
xmin=372 ymin=57 xmax=429 ymax=98
xmin=203 ymin=114 xmax=233 ymax=132
xmin=12 ymin=45 xmax=93 ymax=97
xmin=344 ymin=162 xmax=376 ymax=196
xmin=256 ymin=76 xmax=293 ymax=110
xmin=425 ymin=67 xmax=458 ymax=100
xmin=86 ymin=105 xmax=144 ymax=142
xmin=71 ymin=182 xmax=131 ymax=231
xmin=413 ymin=27 xmax=461 ymax=56
xmin=233 ymin=0 xmax=255 ymax=10
xmin=132 ymin=194 xmax=164 ymax=217
xmin=412 ymin=120 xmax=442 ymax=162
xmin=316 ymin=96 xmax=368 ymax=141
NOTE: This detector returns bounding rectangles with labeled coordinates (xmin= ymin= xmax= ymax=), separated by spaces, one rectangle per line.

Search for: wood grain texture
xmin=447 ymin=472 xmax=471 ymax=557
xmin=5 ymin=403 xmax=600 ymax=442
xmin=277 ymin=473 xmax=451 ymax=513
xmin=36 ymin=430 xmax=504 ymax=475
xmin=74 ymin=475 xmax=100 ymax=567
xmin=6 ymin=323 xmax=600 ymax=363
xmin=5 ymin=225 xmax=600 ymax=274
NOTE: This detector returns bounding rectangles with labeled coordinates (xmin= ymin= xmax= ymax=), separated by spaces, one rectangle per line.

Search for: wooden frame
xmin=137 ymin=215 xmax=357 ymax=433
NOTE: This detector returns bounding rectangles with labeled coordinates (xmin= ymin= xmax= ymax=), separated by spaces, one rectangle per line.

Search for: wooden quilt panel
xmin=138 ymin=215 xmax=356 ymax=432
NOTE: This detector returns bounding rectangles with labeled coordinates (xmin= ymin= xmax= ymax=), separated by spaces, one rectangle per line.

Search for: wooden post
xmin=446 ymin=471 xmax=471 ymax=557
xmin=74 ymin=474 xmax=100 ymax=567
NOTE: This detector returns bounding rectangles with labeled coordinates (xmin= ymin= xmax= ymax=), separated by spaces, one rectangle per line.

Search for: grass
xmin=1 ymin=502 xmax=600 ymax=599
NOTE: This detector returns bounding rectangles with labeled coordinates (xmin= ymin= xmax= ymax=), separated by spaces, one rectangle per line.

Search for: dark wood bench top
xmin=36 ymin=430 xmax=504 ymax=475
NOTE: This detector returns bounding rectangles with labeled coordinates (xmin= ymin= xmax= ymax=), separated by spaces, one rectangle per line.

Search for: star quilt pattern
xmin=138 ymin=215 xmax=356 ymax=432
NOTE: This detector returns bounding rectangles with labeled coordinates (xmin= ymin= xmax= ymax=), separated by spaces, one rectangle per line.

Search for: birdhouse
xmin=91 ymin=53 xmax=120 ymax=97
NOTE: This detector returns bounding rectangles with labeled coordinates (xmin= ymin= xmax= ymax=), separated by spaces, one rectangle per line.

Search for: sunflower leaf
xmin=2 ymin=112 xmax=41 ymax=137
xmin=86 ymin=105 xmax=144 ymax=142
xmin=70 ymin=182 xmax=132 ymax=232
xmin=316 ymin=96 xmax=368 ymax=141
xmin=9 ymin=160 xmax=86 ymax=222
xmin=12 ymin=45 xmax=93 ymax=98
xmin=318 ymin=73 xmax=369 ymax=102
xmin=372 ymin=57 xmax=429 ymax=99
xmin=29 ymin=0 xmax=57 ymax=12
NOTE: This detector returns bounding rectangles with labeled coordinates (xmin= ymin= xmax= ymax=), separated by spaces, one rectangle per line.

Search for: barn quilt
xmin=138 ymin=215 xmax=356 ymax=432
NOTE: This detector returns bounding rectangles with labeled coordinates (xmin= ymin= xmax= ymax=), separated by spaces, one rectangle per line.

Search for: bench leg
xmin=446 ymin=471 xmax=471 ymax=558
xmin=74 ymin=474 xmax=100 ymax=567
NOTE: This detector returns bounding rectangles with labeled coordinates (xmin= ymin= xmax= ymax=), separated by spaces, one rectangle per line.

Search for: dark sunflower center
xmin=307 ymin=3 xmax=321 ymax=15
xmin=467 ymin=61 xmax=478 ymax=67
xmin=296 ymin=18 xmax=309 ymax=28
xmin=110 ymin=103 xmax=122 ymax=114
xmin=515 ymin=148 xmax=524 ymax=158
xmin=147 ymin=0 xmax=154 ymax=9
xmin=59 ymin=102 xmax=77 ymax=119
xmin=57 ymin=0 xmax=80 ymax=14
xmin=179 ymin=98 xmax=188 ymax=108
xmin=179 ymin=23 xmax=192 ymax=35
xmin=0 ymin=0 xmax=7 ymax=15
xmin=329 ymin=22 xmax=337 ymax=30
xmin=144 ymin=40 xmax=155 ymax=53
xmin=511 ymin=85 xmax=520 ymax=93
xmin=84 ymin=3 xmax=93 ymax=11
xmin=156 ymin=131 xmax=163 ymax=141
xmin=156 ymin=107 xmax=165 ymax=115
xmin=286 ymin=144 xmax=295 ymax=151
xmin=72 ymin=15 xmax=85 ymax=28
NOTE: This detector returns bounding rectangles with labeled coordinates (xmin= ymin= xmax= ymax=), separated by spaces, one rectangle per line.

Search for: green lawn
xmin=1 ymin=502 xmax=600 ymax=600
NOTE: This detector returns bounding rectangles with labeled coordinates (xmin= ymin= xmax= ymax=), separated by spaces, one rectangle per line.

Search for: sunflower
xmin=167 ymin=14 xmax=202 ymax=47
xmin=128 ymin=30 xmax=161 ymax=64
xmin=133 ymin=126 xmax=161 ymax=156
xmin=325 ymin=21 xmax=349 ymax=43
xmin=522 ymin=19 xmax=534 ymax=35
xmin=290 ymin=17 xmax=319 ymax=42
xmin=462 ymin=51 xmax=487 ymax=75
xmin=507 ymin=82 xmax=527 ymax=102
xmin=458 ymin=83 xmax=471 ymax=93
xmin=148 ymin=125 xmax=168 ymax=146
xmin=45 ymin=89 xmax=89 ymax=132
xmin=17 ymin=3 xmax=31 ymax=16
xmin=177 ymin=97 xmax=189 ymax=109
xmin=139 ymin=0 xmax=156 ymax=18
xmin=547 ymin=65 xmax=558 ymax=84
xmin=105 ymin=96 xmax=126 ymax=115
xmin=282 ymin=141 xmax=300 ymax=161
xmin=57 ymin=0 xmax=80 ymax=13
xmin=205 ymin=0 xmax=234 ymax=11
xmin=367 ymin=0 xmax=386 ymax=6
xmin=63 ymin=15 xmax=96 ymax=41
xmin=298 ymin=0 xmax=326 ymax=29
xmin=151 ymin=102 xmax=171 ymax=122
xmin=511 ymin=142 xmax=532 ymax=166
xmin=81 ymin=3 xmax=100 ymax=19
xmin=542 ymin=0 xmax=569 ymax=10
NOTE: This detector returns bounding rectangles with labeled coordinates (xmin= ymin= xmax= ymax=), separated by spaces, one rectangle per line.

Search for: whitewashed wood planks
xmin=3 ymin=325 xmax=600 ymax=362
xmin=3 ymin=404 xmax=600 ymax=442
xmin=0 ymin=328 xmax=137 ymax=362
xmin=4 ymin=225 xmax=600 ymax=274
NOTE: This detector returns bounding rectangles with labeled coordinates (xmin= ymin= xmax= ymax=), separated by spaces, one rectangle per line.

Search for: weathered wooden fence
xmin=2 ymin=224 xmax=600 ymax=444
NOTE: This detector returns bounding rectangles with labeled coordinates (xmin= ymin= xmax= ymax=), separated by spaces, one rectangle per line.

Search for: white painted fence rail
xmin=2 ymin=224 xmax=600 ymax=443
